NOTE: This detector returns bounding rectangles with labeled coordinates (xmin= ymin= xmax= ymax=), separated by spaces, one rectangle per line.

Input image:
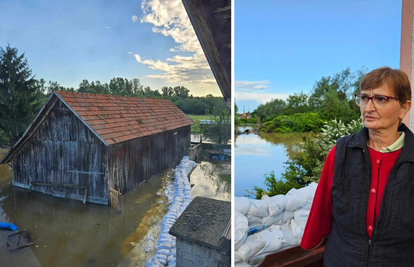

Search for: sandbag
xmin=235 ymin=211 xmax=249 ymax=250
xmin=282 ymin=210 xmax=294 ymax=223
xmin=294 ymin=209 xmax=310 ymax=229
xmin=234 ymin=250 xmax=243 ymax=263
xmin=280 ymin=226 xmax=300 ymax=249
xmin=285 ymin=188 xmax=308 ymax=211
xmin=249 ymin=253 xmax=268 ymax=265
xmin=235 ymin=197 xmax=252 ymax=215
xmin=289 ymin=218 xmax=304 ymax=240
xmin=247 ymin=215 xmax=262 ymax=224
xmin=310 ymin=182 xmax=318 ymax=192
xmin=262 ymin=212 xmax=283 ymax=227
xmin=237 ymin=234 xmax=266 ymax=262
xmin=257 ymin=225 xmax=285 ymax=255
xmin=248 ymin=199 xmax=269 ymax=217
xmin=248 ymin=221 xmax=263 ymax=229
xmin=297 ymin=185 xmax=316 ymax=202
xmin=262 ymin=194 xmax=287 ymax=216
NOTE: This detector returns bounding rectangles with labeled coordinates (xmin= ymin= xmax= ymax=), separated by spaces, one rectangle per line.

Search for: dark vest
xmin=324 ymin=123 xmax=414 ymax=267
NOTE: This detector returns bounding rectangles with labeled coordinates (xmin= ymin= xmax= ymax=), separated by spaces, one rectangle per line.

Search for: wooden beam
xmin=31 ymin=182 xmax=87 ymax=189
xmin=83 ymin=188 xmax=87 ymax=204
xmin=66 ymin=171 xmax=105 ymax=175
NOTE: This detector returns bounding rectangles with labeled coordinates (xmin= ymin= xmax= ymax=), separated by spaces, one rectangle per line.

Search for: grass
xmin=187 ymin=114 xmax=211 ymax=122
xmin=187 ymin=114 xmax=211 ymax=134
xmin=219 ymin=174 xmax=231 ymax=184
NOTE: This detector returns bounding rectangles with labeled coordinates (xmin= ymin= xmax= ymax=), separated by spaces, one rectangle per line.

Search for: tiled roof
xmin=55 ymin=91 xmax=194 ymax=145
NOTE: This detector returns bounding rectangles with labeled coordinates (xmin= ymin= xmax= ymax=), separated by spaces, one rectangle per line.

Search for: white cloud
xmin=105 ymin=26 xmax=110 ymax=29
xmin=235 ymin=80 xmax=270 ymax=91
xmin=127 ymin=51 xmax=134 ymax=55
xmin=235 ymin=91 xmax=289 ymax=104
xmin=132 ymin=15 xmax=138 ymax=22
xmin=132 ymin=0 xmax=215 ymax=87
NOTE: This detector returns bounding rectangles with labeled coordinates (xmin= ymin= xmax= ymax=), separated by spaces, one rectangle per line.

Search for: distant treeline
xmin=0 ymin=45 xmax=223 ymax=146
xmin=236 ymin=68 xmax=366 ymax=133
xmin=37 ymin=78 xmax=223 ymax=115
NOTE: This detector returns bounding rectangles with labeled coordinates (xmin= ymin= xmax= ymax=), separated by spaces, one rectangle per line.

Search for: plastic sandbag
xmin=248 ymin=199 xmax=269 ymax=217
xmin=297 ymin=185 xmax=316 ymax=202
xmin=257 ymin=225 xmax=285 ymax=255
xmin=235 ymin=211 xmax=249 ymax=250
xmin=235 ymin=197 xmax=252 ymax=215
xmin=247 ymin=215 xmax=262 ymax=224
xmin=262 ymin=195 xmax=287 ymax=216
xmin=237 ymin=234 xmax=266 ymax=262
xmin=285 ymin=188 xmax=308 ymax=211
xmin=281 ymin=210 xmax=294 ymax=223
xmin=294 ymin=209 xmax=310 ymax=229
xmin=262 ymin=212 xmax=284 ymax=227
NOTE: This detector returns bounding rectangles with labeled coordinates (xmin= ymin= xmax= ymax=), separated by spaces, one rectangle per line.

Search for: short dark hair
xmin=360 ymin=67 xmax=412 ymax=105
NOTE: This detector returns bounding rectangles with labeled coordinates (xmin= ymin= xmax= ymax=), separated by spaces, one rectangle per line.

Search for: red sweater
xmin=300 ymin=145 xmax=401 ymax=250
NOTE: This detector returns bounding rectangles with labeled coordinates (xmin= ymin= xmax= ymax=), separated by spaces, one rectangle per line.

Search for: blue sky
xmin=0 ymin=0 xmax=221 ymax=97
xmin=235 ymin=0 xmax=403 ymax=112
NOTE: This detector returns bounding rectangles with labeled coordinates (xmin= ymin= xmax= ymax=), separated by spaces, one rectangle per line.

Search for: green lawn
xmin=187 ymin=114 xmax=211 ymax=122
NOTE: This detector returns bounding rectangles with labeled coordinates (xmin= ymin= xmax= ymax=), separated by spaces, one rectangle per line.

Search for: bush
xmin=252 ymin=119 xmax=363 ymax=198
xmin=260 ymin=112 xmax=324 ymax=133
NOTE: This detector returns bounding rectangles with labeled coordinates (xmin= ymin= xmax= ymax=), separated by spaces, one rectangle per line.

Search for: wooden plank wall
xmin=107 ymin=125 xmax=191 ymax=194
xmin=12 ymin=100 xmax=108 ymax=204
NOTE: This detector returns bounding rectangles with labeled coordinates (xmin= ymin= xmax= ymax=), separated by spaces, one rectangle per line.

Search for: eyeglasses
xmin=354 ymin=93 xmax=399 ymax=108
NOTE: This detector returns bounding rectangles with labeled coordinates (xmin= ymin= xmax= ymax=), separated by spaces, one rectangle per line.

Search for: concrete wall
xmin=176 ymin=238 xmax=230 ymax=267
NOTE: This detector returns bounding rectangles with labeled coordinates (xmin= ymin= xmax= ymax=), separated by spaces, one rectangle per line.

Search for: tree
xmin=202 ymin=100 xmax=231 ymax=144
xmin=0 ymin=45 xmax=44 ymax=143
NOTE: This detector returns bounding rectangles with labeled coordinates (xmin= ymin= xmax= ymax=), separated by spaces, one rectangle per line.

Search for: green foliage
xmin=253 ymin=119 xmax=364 ymax=199
xmin=260 ymin=113 xmax=324 ymax=133
xmin=202 ymin=100 xmax=231 ymax=144
xmin=253 ymin=99 xmax=287 ymax=122
xmin=0 ymin=45 xmax=44 ymax=144
xmin=251 ymin=67 xmax=367 ymax=127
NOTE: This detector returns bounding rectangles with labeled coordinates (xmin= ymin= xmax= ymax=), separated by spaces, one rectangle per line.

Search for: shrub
xmin=252 ymin=119 xmax=363 ymax=198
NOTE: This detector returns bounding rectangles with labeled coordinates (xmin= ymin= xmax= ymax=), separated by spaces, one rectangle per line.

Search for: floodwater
xmin=235 ymin=126 xmax=312 ymax=198
xmin=190 ymin=161 xmax=231 ymax=201
xmin=0 ymin=147 xmax=170 ymax=267
xmin=0 ymin=148 xmax=228 ymax=266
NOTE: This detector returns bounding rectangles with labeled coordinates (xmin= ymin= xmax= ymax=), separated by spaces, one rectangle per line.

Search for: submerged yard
xmin=0 ymin=149 xmax=230 ymax=266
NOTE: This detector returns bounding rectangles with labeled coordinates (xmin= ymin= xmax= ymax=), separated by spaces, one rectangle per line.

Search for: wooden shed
xmin=0 ymin=91 xmax=193 ymax=205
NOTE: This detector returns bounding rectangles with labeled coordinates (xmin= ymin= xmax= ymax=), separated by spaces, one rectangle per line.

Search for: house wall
xmin=107 ymin=125 xmax=191 ymax=194
xmin=12 ymin=100 xmax=108 ymax=204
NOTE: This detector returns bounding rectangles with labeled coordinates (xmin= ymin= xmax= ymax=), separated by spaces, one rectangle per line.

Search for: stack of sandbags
xmin=146 ymin=156 xmax=197 ymax=267
xmin=234 ymin=182 xmax=318 ymax=266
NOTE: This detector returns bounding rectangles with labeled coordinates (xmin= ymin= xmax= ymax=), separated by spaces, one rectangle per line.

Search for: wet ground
xmin=0 ymin=148 xmax=230 ymax=266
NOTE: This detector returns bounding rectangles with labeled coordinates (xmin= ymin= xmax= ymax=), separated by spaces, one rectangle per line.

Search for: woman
xmin=300 ymin=67 xmax=413 ymax=267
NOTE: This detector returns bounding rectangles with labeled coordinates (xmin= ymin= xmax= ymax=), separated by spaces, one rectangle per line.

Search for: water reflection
xmin=190 ymin=161 xmax=231 ymax=201
xmin=235 ymin=126 xmax=313 ymax=198
xmin=0 ymin=150 xmax=170 ymax=267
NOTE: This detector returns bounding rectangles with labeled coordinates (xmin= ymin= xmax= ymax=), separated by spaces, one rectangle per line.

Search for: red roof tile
xmin=55 ymin=91 xmax=193 ymax=145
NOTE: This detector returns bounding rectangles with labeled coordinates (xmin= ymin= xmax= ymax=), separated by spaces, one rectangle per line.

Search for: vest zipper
xmin=367 ymin=239 xmax=372 ymax=267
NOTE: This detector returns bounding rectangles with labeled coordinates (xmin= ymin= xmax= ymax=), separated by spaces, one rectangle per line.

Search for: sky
xmin=235 ymin=0 xmax=403 ymax=113
xmin=0 ymin=0 xmax=221 ymax=97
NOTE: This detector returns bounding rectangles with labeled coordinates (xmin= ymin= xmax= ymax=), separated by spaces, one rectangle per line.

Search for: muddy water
xmin=190 ymin=161 xmax=231 ymax=201
xmin=0 ymin=148 xmax=172 ymax=267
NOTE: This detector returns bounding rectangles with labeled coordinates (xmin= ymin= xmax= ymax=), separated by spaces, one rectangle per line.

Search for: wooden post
xmin=83 ymin=188 xmax=87 ymax=204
